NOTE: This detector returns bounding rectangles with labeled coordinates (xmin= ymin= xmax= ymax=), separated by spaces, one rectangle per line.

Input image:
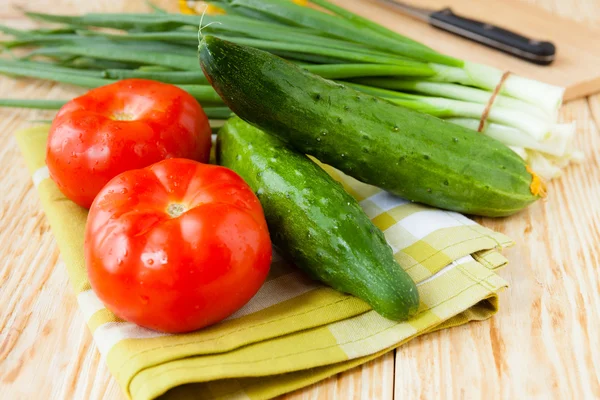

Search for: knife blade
xmin=371 ymin=0 xmax=556 ymax=65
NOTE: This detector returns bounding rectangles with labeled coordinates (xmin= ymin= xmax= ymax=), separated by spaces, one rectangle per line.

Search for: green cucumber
xmin=199 ymin=36 xmax=544 ymax=217
xmin=218 ymin=117 xmax=420 ymax=321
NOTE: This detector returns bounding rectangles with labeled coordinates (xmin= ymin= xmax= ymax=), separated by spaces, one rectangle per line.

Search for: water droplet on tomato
xmin=117 ymin=258 xmax=123 ymax=266
xmin=140 ymin=295 xmax=149 ymax=305
xmin=147 ymin=259 xmax=154 ymax=265
xmin=121 ymin=188 xmax=128 ymax=194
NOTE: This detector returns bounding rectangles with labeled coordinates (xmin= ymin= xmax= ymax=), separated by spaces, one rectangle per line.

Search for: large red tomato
xmin=84 ymin=158 xmax=272 ymax=333
xmin=47 ymin=79 xmax=211 ymax=208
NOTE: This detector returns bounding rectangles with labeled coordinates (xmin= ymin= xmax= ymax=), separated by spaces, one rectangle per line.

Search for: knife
xmin=372 ymin=0 xmax=556 ymax=65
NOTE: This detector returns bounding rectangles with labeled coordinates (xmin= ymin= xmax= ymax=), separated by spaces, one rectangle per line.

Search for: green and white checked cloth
xmin=17 ymin=125 xmax=511 ymax=400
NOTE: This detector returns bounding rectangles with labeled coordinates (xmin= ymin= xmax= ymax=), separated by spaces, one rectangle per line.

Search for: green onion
xmin=346 ymin=82 xmax=551 ymax=141
xmin=137 ymin=66 xmax=174 ymax=72
xmin=1 ymin=34 xmax=91 ymax=49
xmin=25 ymin=11 xmax=197 ymax=31
xmin=0 ymin=61 xmax=116 ymax=88
xmin=103 ymin=69 xmax=208 ymax=84
xmin=0 ymin=24 xmax=31 ymax=38
xmin=31 ymin=26 xmax=80 ymax=35
xmin=65 ymin=57 xmax=140 ymax=70
xmin=227 ymin=0 xmax=461 ymax=66
xmin=55 ymin=45 xmax=199 ymax=70
xmin=0 ymin=59 xmax=103 ymax=77
xmin=304 ymin=64 xmax=434 ymax=79
xmin=353 ymin=78 xmax=549 ymax=118
xmin=79 ymin=30 xmax=198 ymax=43
xmin=88 ymin=23 xmax=392 ymax=60
xmin=307 ymin=0 xmax=429 ymax=49
xmin=173 ymin=85 xmax=223 ymax=104
xmin=202 ymin=107 xmax=234 ymax=120
xmin=430 ymin=63 xmax=564 ymax=115
xmin=0 ymin=61 xmax=222 ymax=104
xmin=201 ymin=34 xmax=420 ymax=66
xmin=265 ymin=51 xmax=347 ymax=64
xmin=447 ymin=118 xmax=575 ymax=157
xmin=0 ymin=99 xmax=66 ymax=109
xmin=0 ymin=98 xmax=231 ymax=119
xmin=205 ymin=21 xmax=363 ymax=51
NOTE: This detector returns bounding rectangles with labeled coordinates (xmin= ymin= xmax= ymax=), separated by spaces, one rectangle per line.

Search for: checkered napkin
xmin=16 ymin=125 xmax=511 ymax=400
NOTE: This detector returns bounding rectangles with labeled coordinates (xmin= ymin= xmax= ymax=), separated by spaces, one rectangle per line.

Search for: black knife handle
xmin=429 ymin=8 xmax=556 ymax=65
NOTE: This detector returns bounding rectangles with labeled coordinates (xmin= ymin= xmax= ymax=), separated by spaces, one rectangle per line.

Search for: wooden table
xmin=1 ymin=0 xmax=599 ymax=399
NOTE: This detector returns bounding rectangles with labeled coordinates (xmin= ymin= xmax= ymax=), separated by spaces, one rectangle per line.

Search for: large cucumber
xmin=199 ymin=36 xmax=544 ymax=217
xmin=218 ymin=117 xmax=420 ymax=321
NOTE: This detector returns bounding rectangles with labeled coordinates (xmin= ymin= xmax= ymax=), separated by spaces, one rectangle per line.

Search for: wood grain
xmin=390 ymin=96 xmax=600 ymax=400
xmin=0 ymin=1 xmax=599 ymax=400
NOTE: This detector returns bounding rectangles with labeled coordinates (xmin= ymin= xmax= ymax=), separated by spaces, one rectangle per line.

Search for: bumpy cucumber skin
xmin=199 ymin=36 xmax=541 ymax=217
xmin=218 ymin=117 xmax=420 ymax=321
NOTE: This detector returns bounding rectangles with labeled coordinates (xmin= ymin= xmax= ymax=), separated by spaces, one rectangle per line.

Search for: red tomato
xmin=84 ymin=158 xmax=272 ymax=333
xmin=47 ymin=79 xmax=211 ymax=208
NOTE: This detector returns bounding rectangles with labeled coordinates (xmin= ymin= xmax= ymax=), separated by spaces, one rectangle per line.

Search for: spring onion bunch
xmin=0 ymin=0 xmax=581 ymax=179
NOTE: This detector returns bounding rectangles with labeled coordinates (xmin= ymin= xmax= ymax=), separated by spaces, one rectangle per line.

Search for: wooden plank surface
xmin=0 ymin=1 xmax=599 ymax=399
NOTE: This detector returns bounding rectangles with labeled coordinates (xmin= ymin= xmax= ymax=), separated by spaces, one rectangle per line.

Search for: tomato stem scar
xmin=167 ymin=203 xmax=187 ymax=218
xmin=112 ymin=111 xmax=135 ymax=121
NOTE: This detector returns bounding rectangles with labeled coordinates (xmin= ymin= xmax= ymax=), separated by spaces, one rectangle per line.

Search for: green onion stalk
xmin=0 ymin=0 xmax=580 ymax=180
xmin=208 ymin=0 xmax=564 ymax=116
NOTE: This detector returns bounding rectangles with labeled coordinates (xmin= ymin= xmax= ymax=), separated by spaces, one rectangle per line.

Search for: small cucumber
xmin=217 ymin=117 xmax=420 ymax=321
xmin=199 ymin=36 xmax=545 ymax=217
